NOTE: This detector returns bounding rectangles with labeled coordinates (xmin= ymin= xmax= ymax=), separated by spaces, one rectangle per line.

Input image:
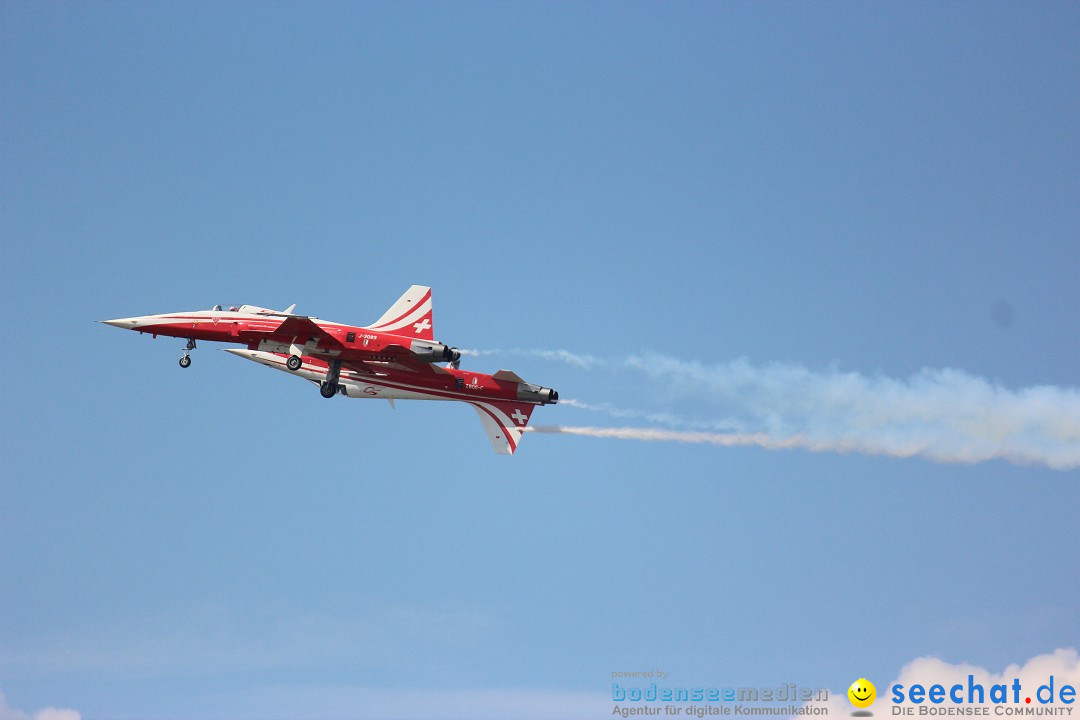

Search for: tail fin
xmin=364 ymin=285 xmax=434 ymax=340
xmin=469 ymin=400 xmax=536 ymax=455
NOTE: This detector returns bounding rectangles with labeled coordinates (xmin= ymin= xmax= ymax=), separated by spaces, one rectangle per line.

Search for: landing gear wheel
xmin=320 ymin=382 xmax=337 ymax=398
xmin=287 ymin=355 xmax=302 ymax=371
xmin=179 ymin=355 xmax=192 ymax=368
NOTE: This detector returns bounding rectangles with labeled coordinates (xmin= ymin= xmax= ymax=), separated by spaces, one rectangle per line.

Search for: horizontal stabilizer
xmin=492 ymin=370 xmax=525 ymax=383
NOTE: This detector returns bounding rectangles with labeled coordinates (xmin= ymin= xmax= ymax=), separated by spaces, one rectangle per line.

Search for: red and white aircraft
xmin=102 ymin=285 xmax=558 ymax=454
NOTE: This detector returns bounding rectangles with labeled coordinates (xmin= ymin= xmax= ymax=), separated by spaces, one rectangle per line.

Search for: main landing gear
xmin=319 ymin=359 xmax=342 ymax=399
xmin=179 ymin=339 xmax=196 ymax=368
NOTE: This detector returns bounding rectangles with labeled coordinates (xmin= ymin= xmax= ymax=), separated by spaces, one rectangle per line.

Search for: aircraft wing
xmin=234 ymin=314 xmax=335 ymax=345
xmin=468 ymin=400 xmax=536 ymax=455
xmin=338 ymin=355 xmax=378 ymax=376
xmin=264 ymin=315 xmax=330 ymax=341
xmin=324 ymin=346 xmax=448 ymax=378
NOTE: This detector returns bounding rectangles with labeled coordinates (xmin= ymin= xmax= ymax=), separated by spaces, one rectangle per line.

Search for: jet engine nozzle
xmin=410 ymin=340 xmax=456 ymax=363
xmin=517 ymin=383 xmax=559 ymax=405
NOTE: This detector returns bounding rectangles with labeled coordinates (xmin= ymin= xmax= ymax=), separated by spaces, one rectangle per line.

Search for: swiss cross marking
xmin=413 ymin=318 xmax=432 ymax=334
xmin=511 ymin=409 xmax=528 ymax=425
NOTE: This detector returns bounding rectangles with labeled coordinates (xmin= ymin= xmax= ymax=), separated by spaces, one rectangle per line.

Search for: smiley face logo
xmin=848 ymin=678 xmax=876 ymax=709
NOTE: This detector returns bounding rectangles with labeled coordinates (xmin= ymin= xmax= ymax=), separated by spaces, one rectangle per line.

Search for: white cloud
xmin=31 ymin=711 xmax=79 ymax=720
xmin=0 ymin=691 xmax=79 ymax=720
xmin=805 ymin=648 xmax=1079 ymax=718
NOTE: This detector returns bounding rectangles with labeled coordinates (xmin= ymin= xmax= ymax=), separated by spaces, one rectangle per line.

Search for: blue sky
xmin=1 ymin=2 xmax=1078 ymax=718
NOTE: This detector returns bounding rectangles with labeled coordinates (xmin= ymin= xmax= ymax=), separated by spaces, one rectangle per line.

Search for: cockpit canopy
xmin=210 ymin=304 xmax=278 ymax=314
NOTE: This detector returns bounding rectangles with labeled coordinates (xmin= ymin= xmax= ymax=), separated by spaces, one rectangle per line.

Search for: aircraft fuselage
xmin=102 ymin=287 xmax=558 ymax=454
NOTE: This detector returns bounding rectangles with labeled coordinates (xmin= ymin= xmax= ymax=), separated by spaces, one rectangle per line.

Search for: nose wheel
xmin=179 ymin=338 xmax=196 ymax=368
xmin=287 ymin=355 xmax=303 ymax=371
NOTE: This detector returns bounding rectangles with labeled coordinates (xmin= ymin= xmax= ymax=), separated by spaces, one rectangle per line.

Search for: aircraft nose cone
xmin=101 ymin=317 xmax=141 ymax=330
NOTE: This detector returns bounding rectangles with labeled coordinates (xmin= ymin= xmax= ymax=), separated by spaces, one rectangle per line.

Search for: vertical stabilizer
xmin=469 ymin=401 xmax=536 ymax=455
xmin=364 ymin=285 xmax=434 ymax=340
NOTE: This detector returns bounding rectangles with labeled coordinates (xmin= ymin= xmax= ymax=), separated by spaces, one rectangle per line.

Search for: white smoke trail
xmin=558 ymin=398 xmax=689 ymax=427
xmin=479 ymin=349 xmax=1080 ymax=469
xmin=528 ymin=424 xmax=1077 ymax=466
xmin=623 ymin=354 xmax=1080 ymax=469
xmin=528 ymin=425 xmax=813 ymax=452
xmin=459 ymin=348 xmax=604 ymax=369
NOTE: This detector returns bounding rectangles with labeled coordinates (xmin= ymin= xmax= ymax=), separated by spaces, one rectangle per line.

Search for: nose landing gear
xmin=179 ymin=338 xmax=196 ymax=368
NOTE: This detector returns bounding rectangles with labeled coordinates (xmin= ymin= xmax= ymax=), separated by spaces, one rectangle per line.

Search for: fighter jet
xmin=102 ymin=286 xmax=557 ymax=454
